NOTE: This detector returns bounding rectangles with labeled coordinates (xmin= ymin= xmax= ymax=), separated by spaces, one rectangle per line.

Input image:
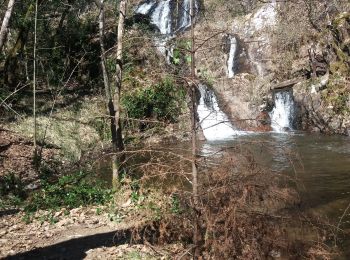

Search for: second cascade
xmin=197 ymin=84 xmax=243 ymax=141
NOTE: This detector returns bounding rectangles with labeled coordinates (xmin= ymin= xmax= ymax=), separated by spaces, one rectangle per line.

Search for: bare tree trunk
xmin=190 ymin=0 xmax=200 ymax=258
xmin=97 ymin=0 xmax=121 ymax=186
xmin=0 ymin=0 xmax=15 ymax=51
xmin=33 ymin=0 xmax=38 ymax=165
xmin=112 ymin=0 xmax=127 ymax=185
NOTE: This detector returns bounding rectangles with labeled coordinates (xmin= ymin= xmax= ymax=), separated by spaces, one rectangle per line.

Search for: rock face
xmin=294 ymin=78 xmax=350 ymax=135
xmin=293 ymin=12 xmax=350 ymax=135
xmin=135 ymin=0 xmax=349 ymax=134
xmin=195 ymin=1 xmax=277 ymax=130
xmin=194 ymin=1 xmax=349 ymax=134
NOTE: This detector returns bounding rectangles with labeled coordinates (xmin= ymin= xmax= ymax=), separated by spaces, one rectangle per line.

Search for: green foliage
xmin=25 ymin=171 xmax=112 ymax=212
xmin=0 ymin=173 xmax=26 ymax=210
xmin=170 ymin=195 xmax=182 ymax=214
xmin=92 ymin=117 xmax=112 ymax=142
xmin=122 ymin=78 xmax=185 ymax=123
xmin=321 ymin=75 xmax=350 ymax=115
xmin=173 ymin=40 xmax=191 ymax=66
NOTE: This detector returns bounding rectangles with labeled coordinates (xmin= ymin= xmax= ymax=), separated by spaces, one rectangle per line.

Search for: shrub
xmin=122 ymin=78 xmax=185 ymax=124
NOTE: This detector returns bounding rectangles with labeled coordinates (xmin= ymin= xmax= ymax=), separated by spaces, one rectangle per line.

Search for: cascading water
xmin=227 ymin=35 xmax=238 ymax=78
xmin=197 ymin=84 xmax=242 ymax=141
xmin=136 ymin=0 xmax=173 ymax=60
xmin=176 ymin=0 xmax=198 ymax=32
xmin=269 ymin=90 xmax=295 ymax=132
xmin=135 ymin=0 xmax=198 ymax=61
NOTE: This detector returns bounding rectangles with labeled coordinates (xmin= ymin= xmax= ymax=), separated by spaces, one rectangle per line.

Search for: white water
xmin=136 ymin=0 xmax=172 ymax=60
xmin=197 ymin=84 xmax=243 ymax=141
xmin=135 ymin=1 xmax=155 ymax=15
xmin=136 ymin=0 xmax=198 ymax=61
xmin=227 ymin=35 xmax=238 ymax=78
xmin=151 ymin=1 xmax=172 ymax=35
xmin=269 ymin=90 xmax=295 ymax=132
xmin=177 ymin=0 xmax=198 ymax=31
xmin=252 ymin=0 xmax=277 ymax=31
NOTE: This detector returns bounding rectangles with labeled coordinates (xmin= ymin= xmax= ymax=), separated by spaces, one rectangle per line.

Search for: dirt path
xmin=0 ymin=206 xmax=142 ymax=259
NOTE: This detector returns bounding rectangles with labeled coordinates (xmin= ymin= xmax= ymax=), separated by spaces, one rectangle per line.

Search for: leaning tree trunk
xmin=112 ymin=0 xmax=127 ymax=185
xmin=0 ymin=0 xmax=16 ymax=51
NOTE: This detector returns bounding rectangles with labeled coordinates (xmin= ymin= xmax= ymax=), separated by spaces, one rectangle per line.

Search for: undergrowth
xmin=24 ymin=171 xmax=113 ymax=213
xmin=0 ymin=173 xmax=27 ymax=210
xmin=122 ymin=78 xmax=186 ymax=129
xmin=0 ymin=170 xmax=113 ymax=223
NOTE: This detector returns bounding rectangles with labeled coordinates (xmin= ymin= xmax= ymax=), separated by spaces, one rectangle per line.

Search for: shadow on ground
xmin=3 ymin=229 xmax=131 ymax=260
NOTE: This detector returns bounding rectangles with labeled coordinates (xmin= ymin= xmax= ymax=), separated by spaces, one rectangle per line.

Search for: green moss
xmin=9 ymin=98 xmax=104 ymax=162
xmin=321 ymin=76 xmax=350 ymax=115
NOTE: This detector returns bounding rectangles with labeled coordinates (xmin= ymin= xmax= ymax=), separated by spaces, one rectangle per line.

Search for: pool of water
xmin=94 ymin=131 xmax=350 ymax=257
xmin=201 ymin=132 xmax=350 ymax=258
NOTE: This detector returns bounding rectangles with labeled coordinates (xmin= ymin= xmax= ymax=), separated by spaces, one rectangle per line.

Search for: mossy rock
xmin=331 ymin=12 xmax=350 ymax=54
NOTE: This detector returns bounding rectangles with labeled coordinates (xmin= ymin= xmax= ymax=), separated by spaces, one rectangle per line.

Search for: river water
xmin=200 ymin=131 xmax=350 ymax=258
xmin=95 ymin=130 xmax=350 ymax=257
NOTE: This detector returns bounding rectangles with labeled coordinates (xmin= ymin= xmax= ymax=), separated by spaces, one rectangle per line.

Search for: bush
xmin=122 ymin=78 xmax=185 ymax=124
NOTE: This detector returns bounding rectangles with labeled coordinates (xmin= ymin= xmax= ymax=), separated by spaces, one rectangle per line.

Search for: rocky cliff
xmin=133 ymin=0 xmax=349 ymax=135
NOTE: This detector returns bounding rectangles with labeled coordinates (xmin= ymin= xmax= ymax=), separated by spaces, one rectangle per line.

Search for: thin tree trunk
xmin=98 ymin=0 xmax=120 ymax=185
xmin=33 ymin=0 xmax=38 ymax=164
xmin=190 ymin=0 xmax=200 ymax=258
xmin=4 ymin=3 xmax=35 ymax=88
xmin=0 ymin=0 xmax=15 ymax=51
xmin=112 ymin=0 xmax=127 ymax=185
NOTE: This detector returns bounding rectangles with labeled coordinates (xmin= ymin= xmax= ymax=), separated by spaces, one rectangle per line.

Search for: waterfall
xmin=135 ymin=1 xmax=156 ymax=15
xmin=197 ymin=84 xmax=242 ymax=141
xmin=227 ymin=35 xmax=238 ymax=78
xmin=135 ymin=0 xmax=198 ymax=61
xmin=269 ymin=90 xmax=295 ymax=132
xmin=176 ymin=0 xmax=199 ymax=31
xmin=136 ymin=0 xmax=173 ymax=60
xmin=151 ymin=1 xmax=172 ymax=35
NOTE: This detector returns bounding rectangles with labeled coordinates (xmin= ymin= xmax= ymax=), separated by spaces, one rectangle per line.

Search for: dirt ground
xmin=0 ymin=205 xmax=180 ymax=259
xmin=0 ymin=128 xmax=58 ymax=186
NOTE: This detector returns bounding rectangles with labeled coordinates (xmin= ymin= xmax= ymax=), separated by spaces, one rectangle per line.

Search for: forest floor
xmin=0 ymin=205 xmax=180 ymax=259
xmin=0 ymin=128 xmax=58 ymax=187
xmin=0 ymin=128 xmax=175 ymax=259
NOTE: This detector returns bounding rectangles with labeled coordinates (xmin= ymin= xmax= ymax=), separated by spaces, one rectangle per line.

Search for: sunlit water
xmin=94 ymin=131 xmax=350 ymax=257
xmin=201 ymin=132 xmax=350 ymax=258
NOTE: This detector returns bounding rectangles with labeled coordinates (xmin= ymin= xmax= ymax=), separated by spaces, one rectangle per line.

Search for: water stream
xmin=227 ymin=35 xmax=238 ymax=78
xmin=269 ymin=89 xmax=295 ymax=132
xmin=201 ymin=132 xmax=350 ymax=259
xmin=135 ymin=0 xmax=198 ymax=61
xmin=197 ymin=84 xmax=245 ymax=141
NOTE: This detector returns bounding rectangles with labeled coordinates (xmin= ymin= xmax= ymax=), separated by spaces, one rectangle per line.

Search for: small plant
xmin=0 ymin=173 xmax=26 ymax=210
xmin=24 ymin=171 xmax=112 ymax=213
xmin=0 ymin=173 xmax=26 ymax=198
xmin=170 ymin=195 xmax=182 ymax=214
